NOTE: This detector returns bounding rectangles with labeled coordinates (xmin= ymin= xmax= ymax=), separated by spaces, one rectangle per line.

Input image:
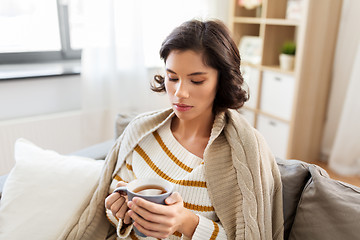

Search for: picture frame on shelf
xmin=238 ymin=36 xmax=262 ymax=65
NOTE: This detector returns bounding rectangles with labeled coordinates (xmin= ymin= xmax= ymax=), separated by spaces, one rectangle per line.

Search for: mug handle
xmin=113 ymin=186 xmax=128 ymax=195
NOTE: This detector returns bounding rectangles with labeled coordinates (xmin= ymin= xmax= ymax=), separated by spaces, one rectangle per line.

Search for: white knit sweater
xmin=59 ymin=108 xmax=284 ymax=240
xmin=106 ymin=119 xmax=228 ymax=239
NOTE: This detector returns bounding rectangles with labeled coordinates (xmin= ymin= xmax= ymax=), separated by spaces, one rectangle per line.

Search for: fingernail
xmin=127 ymin=201 xmax=133 ymax=208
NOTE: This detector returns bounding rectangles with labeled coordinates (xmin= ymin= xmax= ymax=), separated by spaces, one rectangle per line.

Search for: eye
xmin=191 ymin=80 xmax=204 ymax=85
xmin=167 ymin=74 xmax=178 ymax=81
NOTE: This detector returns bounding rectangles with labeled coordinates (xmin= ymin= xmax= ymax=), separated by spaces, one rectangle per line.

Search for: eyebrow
xmin=166 ymin=68 xmax=207 ymax=76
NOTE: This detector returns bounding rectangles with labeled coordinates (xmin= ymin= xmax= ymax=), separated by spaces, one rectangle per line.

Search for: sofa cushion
xmin=289 ymin=165 xmax=360 ymax=240
xmin=115 ymin=113 xmax=138 ymax=138
xmin=0 ymin=138 xmax=104 ymax=240
xmin=71 ymin=139 xmax=115 ymax=160
xmin=275 ymin=158 xmax=311 ymax=239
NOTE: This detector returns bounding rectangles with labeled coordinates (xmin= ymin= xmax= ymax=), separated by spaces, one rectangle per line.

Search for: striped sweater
xmin=106 ymin=119 xmax=227 ymax=239
xmin=59 ymin=108 xmax=283 ymax=240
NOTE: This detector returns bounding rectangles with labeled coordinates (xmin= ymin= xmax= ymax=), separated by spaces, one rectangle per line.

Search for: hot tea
xmin=133 ymin=184 xmax=167 ymax=196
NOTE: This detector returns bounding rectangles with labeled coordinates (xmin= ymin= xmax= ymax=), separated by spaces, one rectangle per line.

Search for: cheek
xmin=202 ymin=84 xmax=217 ymax=100
xmin=164 ymin=78 xmax=169 ymax=91
xmin=164 ymin=80 xmax=173 ymax=96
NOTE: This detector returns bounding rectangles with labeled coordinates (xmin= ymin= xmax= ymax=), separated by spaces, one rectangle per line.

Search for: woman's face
xmin=164 ymin=50 xmax=218 ymax=122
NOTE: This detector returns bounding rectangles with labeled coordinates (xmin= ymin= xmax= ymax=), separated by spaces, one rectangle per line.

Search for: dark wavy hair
xmin=151 ymin=19 xmax=248 ymax=113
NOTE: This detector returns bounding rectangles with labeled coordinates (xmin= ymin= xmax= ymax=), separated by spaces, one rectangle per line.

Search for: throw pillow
xmin=289 ymin=165 xmax=360 ymax=240
xmin=276 ymin=158 xmax=311 ymax=240
xmin=0 ymin=138 xmax=104 ymax=240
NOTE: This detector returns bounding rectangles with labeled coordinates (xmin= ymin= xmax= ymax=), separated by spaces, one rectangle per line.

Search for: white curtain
xmin=79 ymin=0 xmax=229 ymax=120
xmin=329 ymin=43 xmax=360 ymax=176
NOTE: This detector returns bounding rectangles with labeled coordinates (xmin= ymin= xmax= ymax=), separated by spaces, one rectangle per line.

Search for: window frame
xmin=0 ymin=0 xmax=81 ymax=65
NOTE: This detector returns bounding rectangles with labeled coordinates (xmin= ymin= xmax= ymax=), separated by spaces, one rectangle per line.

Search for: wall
xmin=0 ymin=75 xmax=110 ymax=175
xmin=0 ymin=75 xmax=81 ymax=120
xmin=321 ymin=0 xmax=360 ymax=159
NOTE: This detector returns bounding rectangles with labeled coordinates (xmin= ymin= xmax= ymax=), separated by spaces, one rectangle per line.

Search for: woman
xmin=63 ymin=19 xmax=283 ymax=240
xmin=105 ymin=19 xmax=283 ymax=239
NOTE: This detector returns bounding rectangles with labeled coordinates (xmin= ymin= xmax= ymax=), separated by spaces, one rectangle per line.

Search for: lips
xmin=174 ymin=103 xmax=193 ymax=112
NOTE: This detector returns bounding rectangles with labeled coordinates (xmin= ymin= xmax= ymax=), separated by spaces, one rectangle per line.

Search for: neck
xmin=171 ymin=112 xmax=215 ymax=139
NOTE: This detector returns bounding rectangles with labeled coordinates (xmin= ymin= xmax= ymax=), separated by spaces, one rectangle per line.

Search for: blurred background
xmin=0 ymin=0 xmax=359 ymax=185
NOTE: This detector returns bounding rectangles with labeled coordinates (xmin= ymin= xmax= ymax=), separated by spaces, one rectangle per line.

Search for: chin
xmin=173 ymin=109 xmax=194 ymax=121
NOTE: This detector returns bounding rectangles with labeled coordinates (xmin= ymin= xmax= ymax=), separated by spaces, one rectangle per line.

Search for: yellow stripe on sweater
xmin=134 ymin=145 xmax=206 ymax=188
xmin=130 ymin=231 xmax=139 ymax=240
xmin=114 ymin=175 xmax=124 ymax=182
xmin=183 ymin=202 xmax=214 ymax=212
xmin=153 ymin=131 xmax=193 ymax=173
xmin=126 ymin=163 xmax=133 ymax=171
xmin=210 ymin=221 xmax=219 ymax=239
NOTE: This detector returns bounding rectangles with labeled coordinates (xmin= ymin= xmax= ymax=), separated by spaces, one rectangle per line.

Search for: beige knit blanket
xmin=59 ymin=108 xmax=283 ymax=240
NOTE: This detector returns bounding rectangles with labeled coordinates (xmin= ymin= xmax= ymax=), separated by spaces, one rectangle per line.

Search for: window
xmin=0 ymin=0 xmax=84 ymax=64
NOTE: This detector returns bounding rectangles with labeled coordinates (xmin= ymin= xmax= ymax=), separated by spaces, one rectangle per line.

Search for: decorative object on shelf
xmin=238 ymin=0 xmax=262 ymax=17
xmin=238 ymin=36 xmax=262 ymax=65
xmin=286 ymin=0 xmax=304 ymax=20
xmin=238 ymin=0 xmax=262 ymax=9
xmin=279 ymin=41 xmax=296 ymax=71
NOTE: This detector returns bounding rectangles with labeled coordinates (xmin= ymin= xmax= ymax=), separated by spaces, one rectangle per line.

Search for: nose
xmin=174 ymin=80 xmax=189 ymax=98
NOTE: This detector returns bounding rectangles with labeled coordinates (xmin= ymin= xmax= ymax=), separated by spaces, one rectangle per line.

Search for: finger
xmin=105 ymin=192 xmax=122 ymax=209
xmin=128 ymin=199 xmax=170 ymax=225
xmin=116 ymin=181 xmax=127 ymax=187
xmin=165 ymin=192 xmax=182 ymax=205
xmin=131 ymin=197 xmax=167 ymax=216
xmin=110 ymin=197 xmax=125 ymax=217
xmin=129 ymin=210 xmax=171 ymax=233
xmin=128 ymin=209 xmax=158 ymax=230
xmin=116 ymin=197 xmax=129 ymax=219
xmin=124 ymin=212 xmax=132 ymax=225
xmin=133 ymin=221 xmax=170 ymax=239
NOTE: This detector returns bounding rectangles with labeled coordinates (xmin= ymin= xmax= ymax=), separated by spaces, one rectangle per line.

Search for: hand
xmin=105 ymin=181 xmax=132 ymax=224
xmin=127 ymin=192 xmax=199 ymax=239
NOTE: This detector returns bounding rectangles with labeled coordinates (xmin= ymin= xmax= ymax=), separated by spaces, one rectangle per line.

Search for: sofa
xmin=1 ymin=113 xmax=360 ymax=240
